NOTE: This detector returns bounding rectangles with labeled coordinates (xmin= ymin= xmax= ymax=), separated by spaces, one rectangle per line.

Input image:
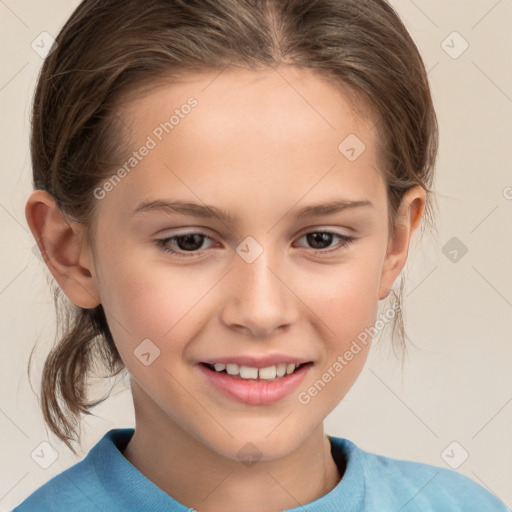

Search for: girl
xmin=13 ymin=0 xmax=508 ymax=510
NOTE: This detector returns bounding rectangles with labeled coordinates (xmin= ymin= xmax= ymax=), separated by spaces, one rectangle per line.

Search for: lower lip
xmin=197 ymin=363 xmax=311 ymax=405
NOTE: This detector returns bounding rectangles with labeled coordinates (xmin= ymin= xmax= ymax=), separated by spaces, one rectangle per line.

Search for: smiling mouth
xmin=200 ymin=362 xmax=312 ymax=381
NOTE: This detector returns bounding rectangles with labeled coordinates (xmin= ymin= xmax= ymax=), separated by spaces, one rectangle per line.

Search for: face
xmin=85 ymin=66 xmax=405 ymax=461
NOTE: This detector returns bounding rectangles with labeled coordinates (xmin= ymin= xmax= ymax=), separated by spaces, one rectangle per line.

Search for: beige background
xmin=1 ymin=0 xmax=511 ymax=510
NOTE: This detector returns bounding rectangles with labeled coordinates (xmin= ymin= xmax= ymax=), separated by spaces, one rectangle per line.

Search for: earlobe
xmin=25 ymin=190 xmax=101 ymax=309
xmin=378 ymin=186 xmax=426 ymax=300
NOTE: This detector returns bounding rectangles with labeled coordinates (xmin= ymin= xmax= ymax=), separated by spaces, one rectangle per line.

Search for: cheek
xmin=300 ymin=250 xmax=382 ymax=339
xmin=294 ymin=250 xmax=383 ymax=399
xmin=96 ymin=253 xmax=217 ymax=360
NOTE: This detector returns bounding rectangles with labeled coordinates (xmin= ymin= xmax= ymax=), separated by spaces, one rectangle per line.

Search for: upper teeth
xmin=212 ymin=363 xmax=298 ymax=380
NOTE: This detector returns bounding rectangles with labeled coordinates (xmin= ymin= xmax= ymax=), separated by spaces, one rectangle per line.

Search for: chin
xmin=199 ymin=419 xmax=317 ymax=464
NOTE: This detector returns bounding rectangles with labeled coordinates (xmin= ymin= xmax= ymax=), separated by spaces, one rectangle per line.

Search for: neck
xmin=122 ymin=383 xmax=342 ymax=512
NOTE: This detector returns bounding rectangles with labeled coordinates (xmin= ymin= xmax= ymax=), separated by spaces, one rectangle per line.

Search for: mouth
xmin=200 ymin=361 xmax=312 ymax=381
xmin=197 ymin=360 xmax=313 ymax=405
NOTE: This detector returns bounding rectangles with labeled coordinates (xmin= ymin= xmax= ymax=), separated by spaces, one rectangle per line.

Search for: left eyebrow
xmin=132 ymin=198 xmax=374 ymax=223
xmin=294 ymin=199 xmax=374 ymax=219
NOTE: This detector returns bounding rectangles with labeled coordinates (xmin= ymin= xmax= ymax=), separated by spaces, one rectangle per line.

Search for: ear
xmin=378 ymin=185 xmax=426 ymax=300
xmin=25 ymin=189 xmax=101 ymax=308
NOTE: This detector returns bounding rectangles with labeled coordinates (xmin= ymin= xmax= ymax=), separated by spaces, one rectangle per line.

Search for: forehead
xmin=105 ymin=66 xmax=386 ymax=220
xmin=120 ymin=65 xmax=377 ymax=143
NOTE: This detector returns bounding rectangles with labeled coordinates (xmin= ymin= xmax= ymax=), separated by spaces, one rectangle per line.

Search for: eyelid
xmin=295 ymin=224 xmax=355 ymax=237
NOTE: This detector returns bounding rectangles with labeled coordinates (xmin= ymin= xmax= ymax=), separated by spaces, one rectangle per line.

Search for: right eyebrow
xmin=132 ymin=199 xmax=236 ymax=223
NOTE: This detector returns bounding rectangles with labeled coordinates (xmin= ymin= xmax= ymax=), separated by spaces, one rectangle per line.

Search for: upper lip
xmin=200 ymin=354 xmax=313 ymax=368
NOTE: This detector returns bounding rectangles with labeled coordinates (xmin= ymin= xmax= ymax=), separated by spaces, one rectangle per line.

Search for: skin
xmin=26 ymin=65 xmax=425 ymax=512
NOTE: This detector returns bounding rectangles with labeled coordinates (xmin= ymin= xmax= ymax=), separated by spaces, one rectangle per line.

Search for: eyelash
xmin=155 ymin=230 xmax=355 ymax=258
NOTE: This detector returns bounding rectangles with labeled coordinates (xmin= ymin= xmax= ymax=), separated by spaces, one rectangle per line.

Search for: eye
xmin=155 ymin=231 xmax=215 ymax=257
xmin=155 ymin=230 xmax=355 ymax=258
xmin=295 ymin=231 xmax=355 ymax=254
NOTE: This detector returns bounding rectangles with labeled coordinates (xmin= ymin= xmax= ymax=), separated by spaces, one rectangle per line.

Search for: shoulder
xmin=330 ymin=436 xmax=509 ymax=511
xmin=11 ymin=429 xmax=134 ymax=512
xmin=11 ymin=456 xmax=103 ymax=512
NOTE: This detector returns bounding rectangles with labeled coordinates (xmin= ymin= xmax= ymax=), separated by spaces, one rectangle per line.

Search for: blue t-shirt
xmin=12 ymin=428 xmax=508 ymax=511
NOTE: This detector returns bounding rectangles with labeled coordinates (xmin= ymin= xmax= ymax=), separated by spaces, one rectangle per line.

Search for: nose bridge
xmin=240 ymin=243 xmax=283 ymax=299
xmin=220 ymin=236 xmax=297 ymax=337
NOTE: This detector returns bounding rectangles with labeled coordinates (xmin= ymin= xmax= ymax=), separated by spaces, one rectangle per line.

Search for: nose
xmin=219 ymin=245 xmax=299 ymax=339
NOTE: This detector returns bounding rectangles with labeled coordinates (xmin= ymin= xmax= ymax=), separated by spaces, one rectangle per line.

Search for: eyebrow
xmin=132 ymin=198 xmax=373 ymax=223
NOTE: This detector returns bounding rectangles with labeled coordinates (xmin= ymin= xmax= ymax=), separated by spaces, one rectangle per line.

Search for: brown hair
xmin=29 ymin=0 xmax=438 ymax=453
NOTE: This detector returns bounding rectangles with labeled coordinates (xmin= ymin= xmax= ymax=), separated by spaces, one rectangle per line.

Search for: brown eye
xmin=155 ymin=231 xmax=214 ymax=257
xmin=296 ymin=231 xmax=354 ymax=253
